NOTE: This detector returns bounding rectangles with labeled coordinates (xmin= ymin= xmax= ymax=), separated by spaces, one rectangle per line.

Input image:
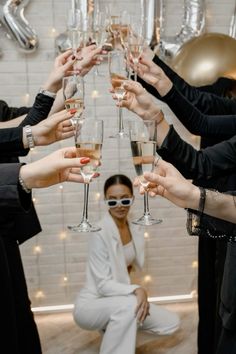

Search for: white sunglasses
xmin=105 ymin=198 xmax=134 ymax=208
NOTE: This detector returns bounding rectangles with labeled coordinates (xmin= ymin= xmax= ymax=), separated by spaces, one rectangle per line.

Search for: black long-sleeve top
xmin=0 ymin=93 xmax=55 ymax=243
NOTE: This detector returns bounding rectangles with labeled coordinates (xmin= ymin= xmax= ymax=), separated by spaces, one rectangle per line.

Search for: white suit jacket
xmin=79 ymin=212 xmax=145 ymax=299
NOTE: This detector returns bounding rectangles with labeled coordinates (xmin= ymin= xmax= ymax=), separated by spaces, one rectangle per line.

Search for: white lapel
xmin=100 ymin=212 xmax=130 ymax=284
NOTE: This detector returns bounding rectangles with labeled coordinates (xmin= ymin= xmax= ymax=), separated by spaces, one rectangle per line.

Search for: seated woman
xmin=73 ymin=174 xmax=180 ymax=354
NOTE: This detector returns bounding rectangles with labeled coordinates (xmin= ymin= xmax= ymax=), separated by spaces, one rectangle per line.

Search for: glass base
xmin=108 ymin=131 xmax=129 ymax=139
xmin=67 ymin=220 xmax=101 ymax=233
xmin=132 ymin=214 xmax=162 ymax=226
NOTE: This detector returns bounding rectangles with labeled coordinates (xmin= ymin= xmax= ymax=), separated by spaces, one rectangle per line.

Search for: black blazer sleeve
xmin=0 ymin=100 xmax=30 ymax=122
xmin=158 ymin=125 xmax=236 ymax=180
xmin=162 ymin=86 xmax=236 ymax=139
xmin=19 ymin=93 xmax=55 ymax=127
xmin=0 ymin=126 xmax=28 ymax=156
xmin=0 ymin=163 xmax=31 ymax=212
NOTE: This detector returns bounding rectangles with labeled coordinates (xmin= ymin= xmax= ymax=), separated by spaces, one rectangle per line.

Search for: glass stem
xmin=81 ymin=182 xmax=90 ymax=222
xmin=143 ymin=191 xmax=151 ymax=216
xmin=118 ymin=105 xmax=124 ymax=134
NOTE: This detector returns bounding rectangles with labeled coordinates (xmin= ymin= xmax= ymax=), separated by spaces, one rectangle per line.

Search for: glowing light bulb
xmin=34 ymin=246 xmax=42 ymax=254
xmin=96 ymin=192 xmax=101 ymax=200
xmin=35 ymin=290 xmax=45 ymax=299
xmin=91 ymin=90 xmax=99 ymax=98
xmin=51 ymin=28 xmax=56 ymax=34
xmin=144 ymin=275 xmax=152 ymax=283
xmin=144 ymin=232 xmax=149 ymax=239
xmin=192 ymin=261 xmax=198 ymax=269
xmin=60 ymin=232 xmax=67 ymax=240
xmin=63 ymin=276 xmax=68 ymax=282
xmin=32 ymin=197 xmax=36 ymax=203
xmin=59 ymin=185 xmax=63 ymax=190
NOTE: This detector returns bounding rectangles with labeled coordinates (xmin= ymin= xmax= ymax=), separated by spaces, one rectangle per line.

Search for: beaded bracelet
xmin=19 ymin=174 xmax=31 ymax=193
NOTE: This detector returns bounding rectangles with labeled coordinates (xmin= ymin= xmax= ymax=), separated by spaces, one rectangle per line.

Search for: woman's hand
xmin=43 ymin=50 xmax=76 ymax=93
xmin=137 ymin=159 xmax=200 ymax=210
xmin=134 ymin=287 xmax=150 ymax=323
xmin=128 ymin=52 xmax=172 ymax=97
xmin=112 ymin=80 xmax=162 ymax=121
xmin=20 ymin=147 xmax=91 ymax=189
xmin=30 ymin=109 xmax=75 ymax=146
xmin=74 ymin=44 xmax=105 ymax=77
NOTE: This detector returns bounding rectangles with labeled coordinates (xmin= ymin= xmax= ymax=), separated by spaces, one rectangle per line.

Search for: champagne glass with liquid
xmin=129 ymin=119 xmax=162 ymax=226
xmin=68 ymin=119 xmax=104 ymax=233
xmin=108 ymin=50 xmax=129 ymax=138
xmin=63 ymin=75 xmax=84 ymax=127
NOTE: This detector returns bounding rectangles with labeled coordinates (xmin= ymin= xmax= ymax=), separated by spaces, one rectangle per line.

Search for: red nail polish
xmin=80 ymin=157 xmax=90 ymax=164
xmin=69 ymin=109 xmax=77 ymax=114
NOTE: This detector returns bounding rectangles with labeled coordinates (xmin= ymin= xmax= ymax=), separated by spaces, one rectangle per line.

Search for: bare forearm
xmin=0 ymin=114 xmax=27 ymax=128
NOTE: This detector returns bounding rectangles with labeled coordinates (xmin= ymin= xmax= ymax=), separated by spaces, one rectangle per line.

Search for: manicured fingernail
xmin=69 ymin=109 xmax=77 ymax=114
xmin=80 ymin=157 xmax=90 ymax=164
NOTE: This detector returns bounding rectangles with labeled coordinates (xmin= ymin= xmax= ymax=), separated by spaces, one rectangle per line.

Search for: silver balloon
xmin=229 ymin=0 xmax=236 ymax=38
xmin=160 ymin=0 xmax=205 ymax=60
xmin=55 ymin=0 xmax=96 ymax=53
xmin=140 ymin=0 xmax=163 ymax=49
xmin=0 ymin=0 xmax=38 ymax=52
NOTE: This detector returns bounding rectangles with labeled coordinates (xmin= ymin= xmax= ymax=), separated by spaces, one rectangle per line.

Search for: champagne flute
xmin=67 ymin=8 xmax=82 ymax=58
xmin=68 ymin=119 xmax=104 ymax=233
xmin=129 ymin=119 xmax=162 ymax=226
xmin=62 ymin=75 xmax=85 ymax=127
xmin=108 ymin=50 xmax=129 ymax=138
xmin=127 ymin=17 xmax=145 ymax=81
xmin=91 ymin=10 xmax=109 ymax=76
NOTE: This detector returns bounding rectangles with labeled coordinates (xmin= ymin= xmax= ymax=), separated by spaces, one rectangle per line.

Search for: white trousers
xmin=73 ymin=294 xmax=180 ymax=354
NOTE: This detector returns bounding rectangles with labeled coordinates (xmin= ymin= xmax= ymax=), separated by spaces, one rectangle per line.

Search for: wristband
xmin=39 ymin=88 xmax=57 ymax=99
xmin=24 ymin=125 xmax=35 ymax=149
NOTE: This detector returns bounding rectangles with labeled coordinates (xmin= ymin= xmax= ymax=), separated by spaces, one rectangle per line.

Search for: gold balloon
xmin=170 ymin=33 xmax=236 ymax=86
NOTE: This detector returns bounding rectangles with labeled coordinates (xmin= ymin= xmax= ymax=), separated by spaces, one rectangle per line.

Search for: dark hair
xmin=104 ymin=174 xmax=133 ymax=195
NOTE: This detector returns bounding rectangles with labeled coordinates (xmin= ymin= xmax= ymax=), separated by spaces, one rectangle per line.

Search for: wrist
xmin=39 ymin=86 xmax=57 ymax=99
xmin=19 ymin=165 xmax=33 ymax=191
xmin=187 ymin=185 xmax=201 ymax=210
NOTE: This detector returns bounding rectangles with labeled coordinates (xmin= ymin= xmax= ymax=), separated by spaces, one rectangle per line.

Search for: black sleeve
xmin=0 ymin=127 xmax=28 ymax=156
xmin=19 ymin=93 xmax=55 ymax=127
xmin=0 ymin=163 xmax=31 ymax=212
xmin=0 ymin=100 xmax=30 ymax=122
xmin=139 ymin=55 xmax=236 ymax=115
xmin=162 ymin=86 xmax=236 ymax=139
xmin=158 ymin=126 xmax=236 ymax=180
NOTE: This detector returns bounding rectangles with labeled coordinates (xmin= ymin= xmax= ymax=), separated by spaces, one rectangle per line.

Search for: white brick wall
xmin=0 ymin=0 xmax=234 ymax=306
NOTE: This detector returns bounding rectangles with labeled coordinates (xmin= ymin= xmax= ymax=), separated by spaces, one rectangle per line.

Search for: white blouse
xmin=123 ymin=241 xmax=136 ymax=266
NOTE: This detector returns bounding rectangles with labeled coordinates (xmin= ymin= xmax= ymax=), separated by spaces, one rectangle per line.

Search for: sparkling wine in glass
xmin=129 ymin=119 xmax=162 ymax=226
xmin=108 ymin=51 xmax=129 ymax=138
xmin=68 ymin=119 xmax=104 ymax=233
xmin=63 ymin=75 xmax=84 ymax=126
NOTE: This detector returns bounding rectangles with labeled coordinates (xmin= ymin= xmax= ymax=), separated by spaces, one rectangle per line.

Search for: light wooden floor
xmin=35 ymin=301 xmax=198 ymax=354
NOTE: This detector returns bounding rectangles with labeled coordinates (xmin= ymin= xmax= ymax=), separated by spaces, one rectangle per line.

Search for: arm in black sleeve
xmin=0 ymin=127 xmax=28 ymax=156
xmin=0 ymin=100 xmax=30 ymax=122
xmin=139 ymin=55 xmax=236 ymax=115
xmin=19 ymin=93 xmax=55 ymax=127
xmin=158 ymin=125 xmax=236 ymax=180
xmin=0 ymin=163 xmax=31 ymax=212
xmin=162 ymin=86 xmax=236 ymax=139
